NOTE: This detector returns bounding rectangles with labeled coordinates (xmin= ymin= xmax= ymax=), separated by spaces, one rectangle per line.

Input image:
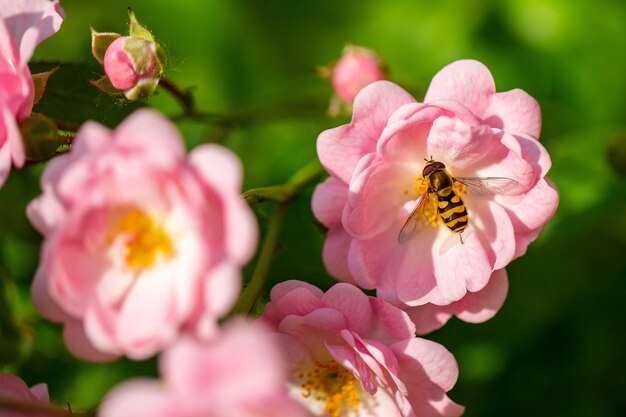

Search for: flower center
xmin=110 ymin=209 xmax=174 ymax=270
xmin=298 ymin=361 xmax=361 ymax=417
xmin=403 ymin=175 xmax=468 ymax=229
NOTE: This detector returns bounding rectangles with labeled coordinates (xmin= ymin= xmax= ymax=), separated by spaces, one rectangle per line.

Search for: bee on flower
xmin=312 ymin=59 xmax=559 ymax=333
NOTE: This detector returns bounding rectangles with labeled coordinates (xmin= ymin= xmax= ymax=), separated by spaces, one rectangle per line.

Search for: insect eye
xmin=434 ymin=162 xmax=446 ymax=169
xmin=422 ymin=164 xmax=435 ymax=176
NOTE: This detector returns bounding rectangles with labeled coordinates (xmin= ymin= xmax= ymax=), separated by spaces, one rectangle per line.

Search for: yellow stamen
xmin=298 ymin=361 xmax=361 ymax=417
xmin=410 ymin=176 xmax=441 ymax=228
xmin=110 ymin=209 xmax=174 ymax=270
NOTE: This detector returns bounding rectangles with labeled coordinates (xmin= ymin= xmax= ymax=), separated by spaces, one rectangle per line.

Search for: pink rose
xmin=0 ymin=374 xmax=58 ymax=417
xmin=313 ymin=60 xmax=558 ymax=333
xmin=332 ymin=45 xmax=385 ymax=104
xmin=0 ymin=0 xmax=63 ymax=186
xmin=98 ymin=321 xmax=312 ymax=417
xmin=27 ymin=109 xmax=257 ymax=361
xmin=262 ymin=281 xmax=464 ymax=417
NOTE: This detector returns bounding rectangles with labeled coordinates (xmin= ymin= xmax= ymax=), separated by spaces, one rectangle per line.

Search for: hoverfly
xmin=398 ymin=159 xmax=518 ymax=245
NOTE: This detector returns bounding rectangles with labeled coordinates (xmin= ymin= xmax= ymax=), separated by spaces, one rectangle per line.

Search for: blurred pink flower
xmin=313 ymin=60 xmax=558 ymax=333
xmin=262 ymin=281 xmax=464 ymax=417
xmin=0 ymin=374 xmax=58 ymax=417
xmin=98 ymin=321 xmax=312 ymax=417
xmin=0 ymin=0 xmax=63 ymax=186
xmin=27 ymin=109 xmax=257 ymax=361
xmin=332 ymin=45 xmax=385 ymax=105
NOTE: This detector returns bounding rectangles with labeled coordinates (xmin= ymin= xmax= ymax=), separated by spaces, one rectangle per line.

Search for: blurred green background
xmin=1 ymin=0 xmax=626 ymax=416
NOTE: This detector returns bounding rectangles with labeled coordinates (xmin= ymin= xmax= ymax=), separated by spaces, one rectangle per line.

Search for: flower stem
xmin=244 ymin=159 xmax=326 ymax=204
xmin=159 ymin=76 xmax=196 ymax=116
xmin=232 ymin=159 xmax=327 ymax=315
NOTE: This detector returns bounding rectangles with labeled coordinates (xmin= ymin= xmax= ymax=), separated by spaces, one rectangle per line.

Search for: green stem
xmin=231 ymin=159 xmax=327 ymax=315
xmin=231 ymin=202 xmax=288 ymax=316
xmin=244 ymin=159 xmax=326 ymax=204
xmin=159 ymin=76 xmax=196 ymax=116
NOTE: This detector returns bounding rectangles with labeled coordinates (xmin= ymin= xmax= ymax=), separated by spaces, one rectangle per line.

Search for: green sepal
xmin=31 ymin=66 xmax=60 ymax=105
xmin=90 ymin=27 xmax=122 ymax=64
xmin=89 ymin=75 xmax=124 ymax=97
xmin=124 ymin=77 xmax=159 ymax=100
xmin=127 ymin=8 xmax=154 ymax=42
xmin=19 ymin=113 xmax=61 ymax=161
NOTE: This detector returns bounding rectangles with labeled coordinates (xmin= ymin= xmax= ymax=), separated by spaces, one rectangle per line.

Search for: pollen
xmin=411 ymin=176 xmax=440 ymax=228
xmin=298 ymin=361 xmax=361 ymax=417
xmin=110 ymin=209 xmax=174 ymax=270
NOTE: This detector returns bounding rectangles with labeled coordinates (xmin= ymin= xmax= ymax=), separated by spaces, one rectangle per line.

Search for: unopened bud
xmin=331 ymin=45 xmax=385 ymax=104
xmin=90 ymin=9 xmax=167 ymax=100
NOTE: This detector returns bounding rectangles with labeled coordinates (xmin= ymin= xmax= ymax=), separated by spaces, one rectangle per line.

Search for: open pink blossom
xmin=0 ymin=373 xmax=59 ymax=417
xmin=98 ymin=321 xmax=312 ymax=417
xmin=313 ymin=59 xmax=558 ymax=333
xmin=0 ymin=0 xmax=63 ymax=186
xmin=27 ymin=109 xmax=257 ymax=361
xmin=261 ymin=280 xmax=464 ymax=417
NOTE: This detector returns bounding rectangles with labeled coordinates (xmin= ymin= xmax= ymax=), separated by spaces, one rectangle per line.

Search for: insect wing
xmin=398 ymin=192 xmax=430 ymax=244
xmin=455 ymin=177 xmax=518 ymax=196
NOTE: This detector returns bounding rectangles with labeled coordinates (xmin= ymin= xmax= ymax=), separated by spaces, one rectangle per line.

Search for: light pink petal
xmin=454 ymin=268 xmax=509 ymax=323
xmin=30 ymin=265 xmax=69 ymax=322
xmin=350 ymin=225 xmax=446 ymax=306
xmin=311 ymin=177 xmax=348 ymax=228
xmin=190 ymin=144 xmax=258 ymax=264
xmin=279 ymin=308 xmax=347 ymax=357
xmin=426 ymin=119 xmax=500 ymax=171
xmin=473 ymin=131 xmax=547 ymax=194
xmin=368 ymin=298 xmax=416 ymax=343
xmin=99 ymin=380 xmax=173 ymax=417
xmin=499 ymin=178 xmax=559 ymax=233
xmin=322 ymin=283 xmax=373 ymax=335
xmin=0 ymin=133 xmax=12 ymax=187
xmin=322 ymin=227 xmax=355 ymax=284
xmin=63 ymin=318 xmax=118 ymax=362
xmin=393 ymin=338 xmax=464 ymax=417
xmin=113 ymin=109 xmax=185 ymax=168
xmin=68 ymin=120 xmax=112 ymax=157
xmin=26 ymin=191 xmax=66 ymax=235
xmin=424 ymin=59 xmax=495 ymax=117
xmin=404 ymin=303 xmax=455 ymax=335
xmin=375 ymin=103 xmax=439 ymax=162
xmin=163 ymin=322 xmax=285 ymax=407
xmin=3 ymin=107 xmax=25 ymax=168
xmin=269 ymin=287 xmax=325 ymax=320
xmin=467 ymin=199 xmax=516 ymax=271
xmin=395 ymin=338 xmax=458 ymax=391
xmin=269 ymin=280 xmax=325 ymax=302
xmin=345 ymin=160 xmax=414 ymax=239
xmin=432 ymin=226 xmax=492 ymax=302
xmin=483 ymin=89 xmax=541 ymax=138
xmin=0 ymin=374 xmax=36 ymax=401
xmin=203 ymin=261 xmax=241 ymax=319
xmin=318 ymin=81 xmax=415 ymax=183
xmin=0 ymin=0 xmax=64 ymax=62
xmin=28 ymin=383 xmax=48 ymax=402
xmin=116 ymin=272 xmax=178 ymax=359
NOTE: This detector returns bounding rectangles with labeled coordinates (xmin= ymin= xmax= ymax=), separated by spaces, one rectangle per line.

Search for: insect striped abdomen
xmin=437 ymin=187 xmax=468 ymax=233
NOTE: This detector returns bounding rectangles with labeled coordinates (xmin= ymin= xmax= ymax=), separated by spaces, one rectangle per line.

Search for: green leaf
xmin=29 ymin=62 xmax=143 ymax=131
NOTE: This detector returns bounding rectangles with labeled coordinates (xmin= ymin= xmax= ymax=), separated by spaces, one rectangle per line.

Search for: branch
xmin=231 ymin=159 xmax=327 ymax=315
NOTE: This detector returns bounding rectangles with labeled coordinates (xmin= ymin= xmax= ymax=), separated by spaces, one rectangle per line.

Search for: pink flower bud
xmin=331 ymin=45 xmax=385 ymax=104
xmin=103 ymin=36 xmax=166 ymax=99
